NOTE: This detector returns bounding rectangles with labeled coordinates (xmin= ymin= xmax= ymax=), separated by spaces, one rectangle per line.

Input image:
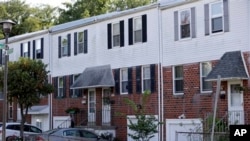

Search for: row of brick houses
xmin=1 ymin=0 xmax=250 ymax=140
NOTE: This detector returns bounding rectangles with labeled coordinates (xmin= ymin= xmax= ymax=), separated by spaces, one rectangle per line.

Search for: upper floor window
xmin=173 ymin=65 xmax=183 ymax=94
xmin=180 ymin=9 xmax=191 ymax=39
xmin=128 ymin=14 xmax=147 ymax=45
xmin=200 ymin=62 xmax=212 ymax=92
xmin=74 ymin=30 xmax=88 ymax=55
xmin=107 ymin=21 xmax=124 ymax=49
xmin=120 ymin=68 xmax=128 ymax=94
xmin=134 ymin=17 xmax=142 ymax=43
xmin=113 ymin=23 xmax=120 ymax=47
xmin=174 ymin=7 xmax=196 ymax=41
xmin=142 ymin=66 xmax=151 ymax=92
xmin=21 ymin=42 xmax=30 ymax=58
xmin=211 ymin=1 xmax=223 ymax=33
xmin=78 ymin=32 xmax=84 ymax=54
xmin=204 ymin=0 xmax=229 ymax=35
xmin=58 ymin=34 xmax=71 ymax=58
xmin=58 ymin=77 xmax=64 ymax=97
xmin=33 ymin=38 xmax=44 ymax=59
xmin=61 ymin=36 xmax=69 ymax=56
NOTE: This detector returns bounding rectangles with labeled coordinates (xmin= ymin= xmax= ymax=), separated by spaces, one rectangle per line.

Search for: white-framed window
xmin=180 ymin=9 xmax=191 ymax=39
xmin=210 ymin=1 xmax=223 ymax=33
xmin=200 ymin=62 xmax=212 ymax=92
xmin=58 ymin=77 xmax=64 ymax=97
xmin=23 ymin=42 xmax=29 ymax=57
xmin=133 ymin=17 xmax=142 ymax=43
xmin=35 ymin=39 xmax=42 ymax=59
xmin=61 ymin=35 xmax=68 ymax=56
xmin=173 ymin=66 xmax=183 ymax=94
xmin=120 ymin=68 xmax=128 ymax=94
xmin=78 ymin=32 xmax=84 ymax=54
xmin=73 ymin=74 xmax=80 ymax=97
xmin=142 ymin=66 xmax=151 ymax=92
xmin=36 ymin=119 xmax=42 ymax=129
xmin=8 ymin=102 xmax=13 ymax=119
xmin=113 ymin=23 xmax=120 ymax=47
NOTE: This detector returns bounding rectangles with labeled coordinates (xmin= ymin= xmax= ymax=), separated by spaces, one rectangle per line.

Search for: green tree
xmin=124 ymin=91 xmax=161 ymax=141
xmin=0 ymin=0 xmax=57 ymax=38
xmin=0 ymin=57 xmax=54 ymax=140
xmin=109 ymin=0 xmax=157 ymax=12
xmin=56 ymin=0 xmax=110 ymax=24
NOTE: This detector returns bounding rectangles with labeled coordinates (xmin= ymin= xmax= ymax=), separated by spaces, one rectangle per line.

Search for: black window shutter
xmin=128 ymin=18 xmax=133 ymax=45
xmin=84 ymin=30 xmax=88 ymax=53
xmin=67 ymin=34 xmax=71 ymax=56
xmin=0 ymin=49 xmax=2 ymax=65
xmin=63 ymin=76 xmax=67 ymax=98
xmin=33 ymin=40 xmax=36 ymax=59
xmin=128 ymin=67 xmax=133 ymax=94
xmin=114 ymin=69 xmax=120 ymax=95
xmin=142 ymin=14 xmax=147 ymax=43
xmin=120 ymin=20 xmax=124 ymax=47
xmin=204 ymin=4 xmax=210 ymax=36
xmin=150 ymin=64 xmax=155 ymax=93
xmin=174 ymin=11 xmax=179 ymax=41
xmin=74 ymin=32 xmax=77 ymax=55
xmin=69 ymin=75 xmax=73 ymax=97
xmin=58 ymin=36 xmax=61 ymax=58
xmin=28 ymin=41 xmax=31 ymax=57
xmin=223 ymin=0 xmax=229 ymax=32
xmin=136 ymin=66 xmax=141 ymax=94
xmin=53 ymin=77 xmax=58 ymax=98
xmin=191 ymin=7 xmax=196 ymax=38
xmin=41 ymin=38 xmax=44 ymax=59
xmin=20 ymin=43 xmax=23 ymax=57
xmin=107 ymin=23 xmax=112 ymax=49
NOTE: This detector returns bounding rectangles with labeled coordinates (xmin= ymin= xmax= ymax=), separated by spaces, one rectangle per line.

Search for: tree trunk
xmin=19 ymin=105 xmax=27 ymax=141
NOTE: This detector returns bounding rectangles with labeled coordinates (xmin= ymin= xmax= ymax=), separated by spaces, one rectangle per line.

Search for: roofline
xmin=49 ymin=3 xmax=159 ymax=34
xmin=159 ymin=0 xmax=200 ymax=10
xmin=206 ymin=77 xmax=249 ymax=82
xmin=0 ymin=29 xmax=49 ymax=44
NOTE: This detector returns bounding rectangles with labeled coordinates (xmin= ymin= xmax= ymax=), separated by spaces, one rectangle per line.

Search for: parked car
xmin=31 ymin=128 xmax=108 ymax=141
xmin=0 ymin=122 xmax=42 ymax=141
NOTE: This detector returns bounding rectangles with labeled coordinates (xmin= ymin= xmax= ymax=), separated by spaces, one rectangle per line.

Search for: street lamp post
xmin=0 ymin=19 xmax=16 ymax=141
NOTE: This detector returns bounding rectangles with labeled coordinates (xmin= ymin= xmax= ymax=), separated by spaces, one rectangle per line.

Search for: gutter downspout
xmin=48 ymin=30 xmax=53 ymax=130
xmin=157 ymin=2 xmax=164 ymax=141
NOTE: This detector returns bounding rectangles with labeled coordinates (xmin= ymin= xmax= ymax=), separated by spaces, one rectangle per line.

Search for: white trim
xmin=240 ymin=52 xmax=249 ymax=77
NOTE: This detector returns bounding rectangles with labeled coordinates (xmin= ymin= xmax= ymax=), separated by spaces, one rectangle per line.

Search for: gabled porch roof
xmin=206 ymin=51 xmax=249 ymax=81
xmin=70 ymin=65 xmax=115 ymax=89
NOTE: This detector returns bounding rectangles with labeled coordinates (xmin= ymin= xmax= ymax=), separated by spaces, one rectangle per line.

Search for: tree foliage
xmin=56 ymin=0 xmax=157 ymax=24
xmin=124 ymin=91 xmax=161 ymax=141
xmin=109 ymin=0 xmax=157 ymax=12
xmin=0 ymin=0 xmax=57 ymax=38
xmin=0 ymin=57 xmax=54 ymax=140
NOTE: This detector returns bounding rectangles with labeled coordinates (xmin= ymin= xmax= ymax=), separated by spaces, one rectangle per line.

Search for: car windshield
xmin=0 ymin=123 xmax=2 ymax=127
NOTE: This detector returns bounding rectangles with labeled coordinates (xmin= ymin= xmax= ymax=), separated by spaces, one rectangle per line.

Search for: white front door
xmin=102 ymin=88 xmax=111 ymax=125
xmin=88 ymin=89 xmax=96 ymax=123
xmin=228 ymin=81 xmax=244 ymax=125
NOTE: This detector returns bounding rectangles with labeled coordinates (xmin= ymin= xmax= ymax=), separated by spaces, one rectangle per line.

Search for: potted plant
xmin=65 ymin=106 xmax=80 ymax=114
